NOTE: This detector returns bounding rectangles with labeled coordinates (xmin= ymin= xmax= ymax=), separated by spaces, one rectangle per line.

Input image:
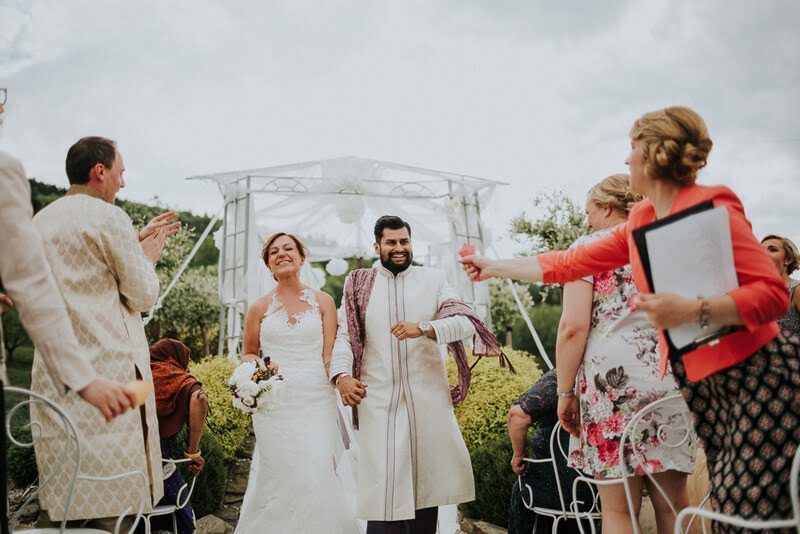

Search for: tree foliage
xmin=157 ymin=266 xmax=221 ymax=356
xmin=489 ymin=281 xmax=534 ymax=331
xmin=509 ymin=190 xmax=589 ymax=254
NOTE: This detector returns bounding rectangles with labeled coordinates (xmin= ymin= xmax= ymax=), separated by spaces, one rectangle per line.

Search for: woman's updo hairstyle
xmin=630 ymin=106 xmax=713 ymax=186
xmin=588 ymin=174 xmax=642 ymax=216
xmin=261 ymin=232 xmax=308 ymax=268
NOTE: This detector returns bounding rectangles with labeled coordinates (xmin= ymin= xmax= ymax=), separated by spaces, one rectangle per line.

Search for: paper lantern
xmin=334 ymin=195 xmax=366 ymax=224
xmin=326 ymin=258 xmax=349 ymax=276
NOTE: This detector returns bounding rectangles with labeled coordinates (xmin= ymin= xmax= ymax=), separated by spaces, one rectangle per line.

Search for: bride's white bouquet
xmin=229 ymin=359 xmax=285 ymax=414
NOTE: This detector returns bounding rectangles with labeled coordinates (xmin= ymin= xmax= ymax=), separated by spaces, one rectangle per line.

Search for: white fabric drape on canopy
xmin=190 ymin=156 xmax=505 ymax=356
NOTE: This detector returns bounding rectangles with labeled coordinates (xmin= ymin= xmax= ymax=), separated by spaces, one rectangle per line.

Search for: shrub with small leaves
xmin=446 ymin=348 xmax=542 ymax=450
xmin=189 ymin=356 xmax=250 ymax=461
xmin=447 ymin=348 xmax=543 ymax=528
xmin=460 ymin=434 xmax=516 ymax=527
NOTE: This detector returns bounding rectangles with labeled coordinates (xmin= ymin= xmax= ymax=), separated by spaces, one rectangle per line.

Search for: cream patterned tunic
xmin=30 ymin=187 xmax=163 ymax=520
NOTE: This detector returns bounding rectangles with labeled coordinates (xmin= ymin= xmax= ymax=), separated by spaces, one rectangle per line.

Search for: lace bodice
xmin=259 ymin=288 xmax=325 ymax=381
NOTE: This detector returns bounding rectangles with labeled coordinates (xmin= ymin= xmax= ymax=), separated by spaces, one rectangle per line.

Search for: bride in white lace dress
xmin=235 ymin=233 xmax=360 ymax=534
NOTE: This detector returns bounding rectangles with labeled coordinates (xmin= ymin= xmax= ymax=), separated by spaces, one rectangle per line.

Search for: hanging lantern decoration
xmin=334 ymin=195 xmax=366 ymax=224
xmin=326 ymin=258 xmax=349 ymax=276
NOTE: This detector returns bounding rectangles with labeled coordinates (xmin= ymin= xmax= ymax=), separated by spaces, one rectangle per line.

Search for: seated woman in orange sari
xmin=150 ymin=339 xmax=209 ymax=534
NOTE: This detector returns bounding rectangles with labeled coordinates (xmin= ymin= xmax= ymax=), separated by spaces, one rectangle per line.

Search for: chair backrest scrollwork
xmin=4 ymin=385 xmax=148 ymax=534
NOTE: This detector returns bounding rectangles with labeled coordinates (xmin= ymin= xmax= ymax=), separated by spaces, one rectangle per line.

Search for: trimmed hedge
xmin=189 ymin=356 xmax=250 ymax=461
xmin=446 ymin=348 xmax=542 ymax=449
xmin=460 ymin=434 xmax=516 ymax=527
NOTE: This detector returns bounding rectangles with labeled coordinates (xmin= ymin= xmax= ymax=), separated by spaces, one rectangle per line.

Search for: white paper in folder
xmin=645 ymin=205 xmax=739 ymax=349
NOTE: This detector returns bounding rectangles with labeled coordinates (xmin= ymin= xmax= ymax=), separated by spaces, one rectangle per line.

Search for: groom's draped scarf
xmin=343 ymin=267 xmax=502 ymax=429
xmin=150 ymin=339 xmax=203 ymax=439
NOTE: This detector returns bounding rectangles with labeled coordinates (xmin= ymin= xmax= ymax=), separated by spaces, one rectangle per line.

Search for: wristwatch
xmin=418 ymin=321 xmax=432 ymax=335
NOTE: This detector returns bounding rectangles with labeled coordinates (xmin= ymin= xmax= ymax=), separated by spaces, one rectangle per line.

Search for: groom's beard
xmin=380 ymin=251 xmax=412 ymax=275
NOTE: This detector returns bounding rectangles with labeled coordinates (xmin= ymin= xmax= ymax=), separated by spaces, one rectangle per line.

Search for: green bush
xmin=446 ymin=348 xmax=542 ymax=527
xmin=513 ymin=303 xmax=561 ymax=367
xmin=446 ymin=348 xmax=542 ymax=449
xmin=175 ymin=428 xmax=227 ymax=518
xmin=460 ymin=434 xmax=516 ymax=527
xmin=189 ymin=356 xmax=250 ymax=461
xmin=7 ymin=425 xmax=37 ymax=487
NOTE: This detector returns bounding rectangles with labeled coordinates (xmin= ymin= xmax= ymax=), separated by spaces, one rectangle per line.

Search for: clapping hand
xmin=140 ymin=226 xmax=168 ymax=262
xmin=139 ymin=211 xmax=181 ymax=242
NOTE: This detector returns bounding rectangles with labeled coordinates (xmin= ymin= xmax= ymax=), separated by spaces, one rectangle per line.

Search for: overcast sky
xmin=2 ymin=0 xmax=798 ymax=253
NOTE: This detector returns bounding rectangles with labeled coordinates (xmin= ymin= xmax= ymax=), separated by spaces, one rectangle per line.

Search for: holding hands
xmin=336 ymin=374 xmax=368 ymax=407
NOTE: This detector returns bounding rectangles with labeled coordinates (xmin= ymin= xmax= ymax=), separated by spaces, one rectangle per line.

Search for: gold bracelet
xmin=184 ymin=449 xmax=202 ymax=459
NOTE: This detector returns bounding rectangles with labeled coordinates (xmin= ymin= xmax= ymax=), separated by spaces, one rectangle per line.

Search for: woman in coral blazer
xmin=463 ymin=106 xmax=797 ymax=526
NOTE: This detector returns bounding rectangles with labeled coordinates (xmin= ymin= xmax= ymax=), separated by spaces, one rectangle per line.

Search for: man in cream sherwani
xmin=0 ymin=91 xmax=136 ymax=419
xmin=30 ymin=136 xmax=178 ymax=525
xmin=330 ymin=215 xmax=476 ymax=534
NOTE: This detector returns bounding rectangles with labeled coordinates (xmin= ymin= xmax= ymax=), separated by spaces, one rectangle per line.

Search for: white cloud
xmin=1 ymin=0 xmax=798 ymax=249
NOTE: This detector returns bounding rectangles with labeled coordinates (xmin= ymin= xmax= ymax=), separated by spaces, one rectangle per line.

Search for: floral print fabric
xmin=567 ymin=227 xmax=695 ymax=478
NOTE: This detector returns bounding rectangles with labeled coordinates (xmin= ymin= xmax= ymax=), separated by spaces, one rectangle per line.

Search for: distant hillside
xmin=29 ymin=179 xmax=220 ymax=268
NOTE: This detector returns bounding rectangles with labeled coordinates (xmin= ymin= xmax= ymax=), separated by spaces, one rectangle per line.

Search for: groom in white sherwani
xmin=331 ymin=215 xmax=500 ymax=534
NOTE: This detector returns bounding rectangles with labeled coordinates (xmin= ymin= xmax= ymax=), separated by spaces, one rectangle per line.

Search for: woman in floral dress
xmin=554 ymin=174 xmax=695 ymax=534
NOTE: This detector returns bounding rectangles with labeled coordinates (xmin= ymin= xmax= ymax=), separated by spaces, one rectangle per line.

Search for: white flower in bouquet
xmin=238 ymin=380 xmax=260 ymax=398
xmin=229 ymin=359 xmax=284 ymax=414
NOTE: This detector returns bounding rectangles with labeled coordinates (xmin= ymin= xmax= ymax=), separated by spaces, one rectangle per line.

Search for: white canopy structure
xmin=188 ymin=156 xmax=508 ymax=357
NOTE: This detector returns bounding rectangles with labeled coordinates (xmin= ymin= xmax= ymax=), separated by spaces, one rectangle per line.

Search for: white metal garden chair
xmin=518 ymin=421 xmax=604 ymax=534
xmin=3 ymin=386 xmax=148 ymax=534
xmin=673 ymin=440 xmax=800 ymax=533
xmin=141 ymin=458 xmax=197 ymax=534
xmin=618 ymin=393 xmax=711 ymax=534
